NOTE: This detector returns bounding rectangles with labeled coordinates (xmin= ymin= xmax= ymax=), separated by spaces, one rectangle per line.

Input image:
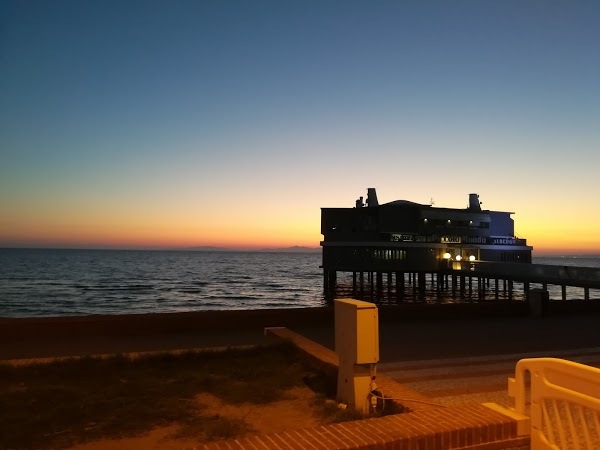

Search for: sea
xmin=1 ymin=248 xmax=599 ymax=318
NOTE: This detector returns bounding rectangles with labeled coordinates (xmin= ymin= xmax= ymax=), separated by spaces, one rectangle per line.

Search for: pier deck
xmin=325 ymin=261 xmax=600 ymax=302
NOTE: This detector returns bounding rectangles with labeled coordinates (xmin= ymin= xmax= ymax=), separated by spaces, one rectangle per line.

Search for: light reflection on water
xmin=333 ymin=256 xmax=600 ymax=305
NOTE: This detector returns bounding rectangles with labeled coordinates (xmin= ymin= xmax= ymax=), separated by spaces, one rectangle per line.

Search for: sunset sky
xmin=1 ymin=1 xmax=599 ymax=254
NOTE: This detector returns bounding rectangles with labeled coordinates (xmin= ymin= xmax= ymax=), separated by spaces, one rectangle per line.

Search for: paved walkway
xmin=378 ymin=346 xmax=600 ymax=408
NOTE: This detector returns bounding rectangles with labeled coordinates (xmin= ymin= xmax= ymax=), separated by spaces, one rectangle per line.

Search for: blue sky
xmin=1 ymin=1 xmax=599 ymax=251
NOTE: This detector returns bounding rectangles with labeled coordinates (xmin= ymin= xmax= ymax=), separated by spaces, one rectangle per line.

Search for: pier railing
xmin=508 ymin=358 xmax=600 ymax=450
xmin=452 ymin=261 xmax=600 ymax=289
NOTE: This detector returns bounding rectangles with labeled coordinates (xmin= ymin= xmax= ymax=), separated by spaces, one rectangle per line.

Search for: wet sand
xmin=2 ymin=302 xmax=600 ymax=361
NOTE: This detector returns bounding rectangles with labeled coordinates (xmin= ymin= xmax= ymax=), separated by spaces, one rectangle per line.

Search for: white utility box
xmin=335 ymin=298 xmax=379 ymax=364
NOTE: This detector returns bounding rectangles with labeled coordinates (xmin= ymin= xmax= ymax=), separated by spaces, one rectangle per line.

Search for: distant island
xmin=258 ymin=246 xmax=321 ymax=253
xmin=184 ymin=246 xmax=233 ymax=252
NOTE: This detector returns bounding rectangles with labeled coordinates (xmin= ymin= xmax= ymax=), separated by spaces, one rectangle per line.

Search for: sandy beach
xmin=3 ymin=302 xmax=600 ymax=361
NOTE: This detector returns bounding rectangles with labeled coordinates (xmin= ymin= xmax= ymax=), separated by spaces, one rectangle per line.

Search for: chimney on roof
xmin=366 ymin=188 xmax=379 ymax=207
xmin=468 ymin=193 xmax=482 ymax=211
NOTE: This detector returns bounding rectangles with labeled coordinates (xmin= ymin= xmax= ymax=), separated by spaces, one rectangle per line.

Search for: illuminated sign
xmin=464 ymin=236 xmax=487 ymax=244
xmin=441 ymin=236 xmax=461 ymax=244
xmin=388 ymin=235 xmax=521 ymax=246
xmin=391 ymin=234 xmax=414 ymax=242
xmin=492 ymin=238 xmax=517 ymax=245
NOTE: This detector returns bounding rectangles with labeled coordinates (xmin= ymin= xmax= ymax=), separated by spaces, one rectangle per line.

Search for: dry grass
xmin=1 ymin=342 xmax=404 ymax=449
xmin=0 ymin=343 xmax=329 ymax=449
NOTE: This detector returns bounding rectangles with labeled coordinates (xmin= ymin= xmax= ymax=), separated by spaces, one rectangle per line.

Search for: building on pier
xmin=320 ymin=189 xmax=532 ymax=291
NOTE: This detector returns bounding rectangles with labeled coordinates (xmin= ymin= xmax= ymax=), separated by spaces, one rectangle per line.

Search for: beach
xmin=3 ymin=303 xmax=600 ymax=362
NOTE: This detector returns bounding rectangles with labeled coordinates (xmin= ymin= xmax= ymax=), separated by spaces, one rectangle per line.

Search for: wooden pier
xmin=324 ymin=261 xmax=600 ymax=303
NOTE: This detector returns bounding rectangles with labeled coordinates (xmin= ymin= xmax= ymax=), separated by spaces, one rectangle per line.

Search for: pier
xmin=323 ymin=261 xmax=600 ymax=304
xmin=320 ymin=188 xmax=600 ymax=309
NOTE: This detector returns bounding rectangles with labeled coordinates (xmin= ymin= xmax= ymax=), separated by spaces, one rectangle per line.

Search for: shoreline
xmin=1 ymin=300 xmax=598 ymax=335
xmin=2 ymin=302 xmax=600 ymax=362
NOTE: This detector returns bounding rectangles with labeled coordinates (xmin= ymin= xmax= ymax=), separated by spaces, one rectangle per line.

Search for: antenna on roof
xmin=430 ymin=198 xmax=435 ymax=206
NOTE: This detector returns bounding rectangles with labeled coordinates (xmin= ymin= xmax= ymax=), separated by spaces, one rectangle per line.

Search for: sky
xmin=1 ymin=1 xmax=599 ymax=254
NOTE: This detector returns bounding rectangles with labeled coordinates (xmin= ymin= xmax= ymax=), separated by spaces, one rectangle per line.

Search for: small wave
xmin=253 ymin=302 xmax=300 ymax=308
xmin=204 ymin=295 xmax=260 ymax=301
xmin=41 ymin=291 xmax=73 ymax=298
xmin=194 ymin=301 xmax=224 ymax=307
xmin=278 ymin=286 xmax=311 ymax=292
xmin=81 ymin=285 xmax=154 ymax=291
xmin=250 ymin=282 xmax=283 ymax=289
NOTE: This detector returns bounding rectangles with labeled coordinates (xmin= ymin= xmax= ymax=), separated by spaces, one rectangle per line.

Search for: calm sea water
xmin=0 ymin=249 xmax=324 ymax=317
xmin=0 ymin=249 xmax=599 ymax=318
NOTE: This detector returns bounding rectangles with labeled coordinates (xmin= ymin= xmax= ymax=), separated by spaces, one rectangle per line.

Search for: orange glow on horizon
xmin=0 ymin=220 xmax=322 ymax=250
xmin=2 ymin=190 xmax=598 ymax=253
xmin=3 ymin=224 xmax=599 ymax=254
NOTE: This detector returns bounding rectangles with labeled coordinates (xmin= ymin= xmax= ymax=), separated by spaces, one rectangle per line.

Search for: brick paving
xmin=199 ymin=404 xmax=528 ymax=449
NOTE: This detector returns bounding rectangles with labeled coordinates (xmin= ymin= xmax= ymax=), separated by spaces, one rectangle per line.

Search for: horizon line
xmin=0 ymin=245 xmax=322 ymax=252
xmin=1 ymin=246 xmax=600 ymax=258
